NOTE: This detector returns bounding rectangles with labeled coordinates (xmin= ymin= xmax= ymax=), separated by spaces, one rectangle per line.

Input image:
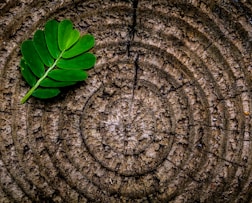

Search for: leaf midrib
xmin=20 ymin=50 xmax=65 ymax=104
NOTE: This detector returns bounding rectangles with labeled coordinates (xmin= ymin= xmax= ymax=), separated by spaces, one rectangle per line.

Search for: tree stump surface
xmin=0 ymin=0 xmax=252 ymax=202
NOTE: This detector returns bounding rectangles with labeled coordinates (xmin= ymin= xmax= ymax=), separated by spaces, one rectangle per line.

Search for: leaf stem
xmin=20 ymin=50 xmax=65 ymax=104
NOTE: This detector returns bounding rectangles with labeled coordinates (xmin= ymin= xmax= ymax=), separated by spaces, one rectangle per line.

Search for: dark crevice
xmin=127 ymin=0 xmax=139 ymax=109
xmin=126 ymin=0 xmax=138 ymax=56
xmin=128 ymin=53 xmax=140 ymax=122
xmin=132 ymin=53 xmax=139 ymax=98
xmin=131 ymin=0 xmax=138 ymax=35
xmin=146 ymin=196 xmax=152 ymax=203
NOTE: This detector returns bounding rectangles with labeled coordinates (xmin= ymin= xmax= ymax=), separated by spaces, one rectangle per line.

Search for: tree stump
xmin=0 ymin=0 xmax=252 ymax=202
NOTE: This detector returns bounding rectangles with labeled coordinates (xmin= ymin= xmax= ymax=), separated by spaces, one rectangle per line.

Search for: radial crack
xmin=126 ymin=0 xmax=138 ymax=57
xmin=132 ymin=53 xmax=139 ymax=99
xmin=128 ymin=53 xmax=140 ymax=120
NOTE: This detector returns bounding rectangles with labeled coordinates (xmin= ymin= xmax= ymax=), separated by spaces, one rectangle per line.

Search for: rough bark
xmin=0 ymin=0 xmax=252 ymax=202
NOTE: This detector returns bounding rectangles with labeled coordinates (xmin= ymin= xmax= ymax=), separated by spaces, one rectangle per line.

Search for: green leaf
xmin=45 ymin=20 xmax=61 ymax=59
xmin=40 ymin=78 xmax=76 ymax=87
xmin=20 ymin=19 xmax=96 ymax=104
xmin=62 ymin=34 xmax=95 ymax=58
xmin=20 ymin=58 xmax=36 ymax=87
xmin=48 ymin=69 xmax=88 ymax=81
xmin=33 ymin=30 xmax=54 ymax=67
xmin=32 ymin=88 xmax=60 ymax=99
xmin=57 ymin=53 xmax=96 ymax=69
xmin=58 ymin=20 xmax=80 ymax=51
xmin=21 ymin=40 xmax=45 ymax=78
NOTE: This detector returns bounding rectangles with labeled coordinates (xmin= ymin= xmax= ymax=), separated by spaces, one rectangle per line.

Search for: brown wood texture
xmin=0 ymin=0 xmax=252 ymax=202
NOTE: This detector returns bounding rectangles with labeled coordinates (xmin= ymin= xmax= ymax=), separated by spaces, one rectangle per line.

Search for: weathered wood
xmin=0 ymin=0 xmax=251 ymax=202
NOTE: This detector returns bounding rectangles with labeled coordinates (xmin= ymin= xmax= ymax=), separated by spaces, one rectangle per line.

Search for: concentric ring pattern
xmin=0 ymin=0 xmax=252 ymax=202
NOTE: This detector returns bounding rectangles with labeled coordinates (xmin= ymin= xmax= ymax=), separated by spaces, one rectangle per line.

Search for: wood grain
xmin=0 ymin=0 xmax=251 ymax=202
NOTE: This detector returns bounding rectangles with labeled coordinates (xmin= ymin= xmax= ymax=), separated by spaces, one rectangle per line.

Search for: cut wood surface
xmin=0 ymin=0 xmax=252 ymax=202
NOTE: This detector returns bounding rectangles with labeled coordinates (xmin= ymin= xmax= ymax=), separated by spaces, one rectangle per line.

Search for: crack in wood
xmin=126 ymin=0 xmax=138 ymax=57
xmin=131 ymin=53 xmax=139 ymax=101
